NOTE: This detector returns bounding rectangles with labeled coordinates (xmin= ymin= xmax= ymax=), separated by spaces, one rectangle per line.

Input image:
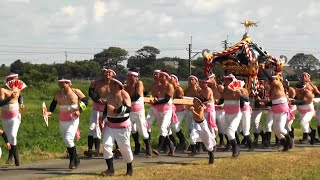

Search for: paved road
xmin=0 ymin=143 xmax=318 ymax=180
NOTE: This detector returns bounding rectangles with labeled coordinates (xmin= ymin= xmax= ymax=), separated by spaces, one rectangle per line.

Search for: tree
xmin=288 ymin=53 xmax=320 ymax=72
xmin=136 ymin=46 xmax=160 ymax=59
xmin=93 ymin=47 xmax=128 ymax=68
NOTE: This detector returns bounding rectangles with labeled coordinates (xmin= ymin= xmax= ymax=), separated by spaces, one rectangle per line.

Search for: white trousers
xmin=147 ymin=107 xmax=159 ymax=132
xmin=251 ymin=110 xmax=263 ymax=133
xmin=273 ymin=112 xmax=288 ymax=139
xmin=103 ymin=125 xmax=133 ymax=163
xmin=2 ymin=114 xmax=21 ymax=145
xmin=266 ymin=110 xmax=273 ymax=132
xmin=130 ymin=110 xmax=149 ymax=139
xmin=189 ymin=120 xmax=216 ymax=151
xmin=285 ymin=120 xmax=293 ymax=132
xmin=59 ymin=118 xmax=79 ymax=148
xmin=204 ymin=111 xmax=216 ymax=139
xmin=186 ymin=110 xmax=194 ymax=135
xmin=240 ymin=110 xmax=251 ymax=136
xmin=225 ymin=112 xmax=242 ymax=140
xmin=88 ymin=110 xmax=103 ymax=139
xmin=158 ymin=110 xmax=173 ymax=137
xmin=171 ymin=111 xmax=185 ymax=132
xmin=299 ymin=112 xmax=314 ymax=133
xmin=216 ymin=110 xmax=225 ymax=134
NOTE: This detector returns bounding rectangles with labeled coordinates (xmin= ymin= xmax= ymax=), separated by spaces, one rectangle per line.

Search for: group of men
xmin=1 ymin=65 xmax=320 ymax=177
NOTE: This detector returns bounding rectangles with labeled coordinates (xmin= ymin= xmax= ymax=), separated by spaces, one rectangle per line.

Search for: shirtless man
xmin=150 ymin=70 xmax=175 ymax=156
xmin=48 ymin=79 xmax=88 ymax=169
xmin=0 ymin=80 xmax=22 ymax=166
xmin=199 ymin=76 xmax=217 ymax=139
xmin=84 ymin=68 xmax=116 ymax=157
xmin=189 ymin=95 xmax=215 ymax=164
xmin=292 ymin=82 xmax=316 ymax=145
xmin=146 ymin=70 xmax=161 ymax=139
xmin=284 ymin=80 xmax=296 ymax=143
xmin=261 ymin=65 xmax=293 ymax=151
xmin=218 ymin=74 xmax=249 ymax=157
xmin=101 ymin=78 xmax=133 ymax=176
xmin=125 ymin=68 xmax=152 ymax=157
xmin=300 ymin=72 xmax=320 ymax=95
xmin=185 ymin=75 xmax=202 ymax=151
xmin=208 ymin=74 xmax=226 ymax=147
xmin=170 ymin=74 xmax=188 ymax=151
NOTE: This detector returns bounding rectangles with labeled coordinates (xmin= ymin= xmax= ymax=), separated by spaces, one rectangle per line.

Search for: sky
xmin=0 ymin=0 xmax=320 ymax=66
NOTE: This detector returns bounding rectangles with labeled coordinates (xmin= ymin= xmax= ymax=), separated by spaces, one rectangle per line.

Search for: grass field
xmin=47 ymin=148 xmax=320 ymax=180
xmin=0 ymin=80 xmax=319 ymax=164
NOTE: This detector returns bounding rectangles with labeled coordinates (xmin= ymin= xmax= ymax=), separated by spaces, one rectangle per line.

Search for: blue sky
xmin=0 ymin=0 xmax=319 ymax=66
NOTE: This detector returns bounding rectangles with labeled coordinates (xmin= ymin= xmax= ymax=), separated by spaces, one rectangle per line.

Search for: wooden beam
xmin=144 ymin=97 xmax=194 ymax=105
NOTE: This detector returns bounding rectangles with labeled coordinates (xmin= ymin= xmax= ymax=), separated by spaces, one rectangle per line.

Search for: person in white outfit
xmin=48 ymin=79 xmax=88 ymax=169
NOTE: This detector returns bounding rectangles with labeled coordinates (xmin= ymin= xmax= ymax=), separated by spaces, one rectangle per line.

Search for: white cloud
xmin=121 ymin=9 xmax=139 ymax=17
xmin=5 ymin=0 xmax=30 ymax=3
xmin=257 ymin=7 xmax=272 ymax=18
xmin=62 ymin=5 xmax=76 ymax=16
xmin=93 ymin=0 xmax=106 ymax=23
xmin=184 ymin=0 xmax=221 ymax=14
xmin=105 ymin=0 xmax=120 ymax=15
xmin=159 ymin=13 xmax=173 ymax=25
xmin=157 ymin=31 xmax=185 ymax=39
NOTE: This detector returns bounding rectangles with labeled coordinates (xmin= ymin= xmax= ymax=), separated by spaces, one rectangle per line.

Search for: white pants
xmin=186 ymin=110 xmax=194 ymax=135
xmin=171 ymin=111 xmax=185 ymax=132
xmin=59 ymin=118 xmax=79 ymax=148
xmin=299 ymin=112 xmax=314 ymax=133
xmin=204 ymin=111 xmax=216 ymax=139
xmin=285 ymin=120 xmax=293 ymax=132
xmin=147 ymin=106 xmax=159 ymax=132
xmin=251 ymin=110 xmax=263 ymax=133
xmin=266 ymin=110 xmax=273 ymax=132
xmin=190 ymin=120 xmax=216 ymax=151
xmin=216 ymin=110 xmax=225 ymax=134
xmin=158 ymin=110 xmax=173 ymax=137
xmin=88 ymin=110 xmax=103 ymax=139
xmin=103 ymin=125 xmax=133 ymax=163
xmin=2 ymin=114 xmax=21 ymax=145
xmin=225 ymin=112 xmax=242 ymax=140
xmin=273 ymin=112 xmax=288 ymax=139
xmin=130 ymin=110 xmax=149 ymax=139
xmin=241 ymin=110 xmax=251 ymax=136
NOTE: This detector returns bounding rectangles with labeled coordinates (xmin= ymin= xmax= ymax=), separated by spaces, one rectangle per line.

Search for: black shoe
xmin=102 ymin=158 xmax=115 ymax=176
xmin=196 ymin=142 xmax=203 ymax=153
xmin=218 ymin=133 xmax=225 ymax=146
xmin=6 ymin=144 xmax=14 ymax=165
xmin=208 ymin=150 xmax=214 ymax=164
xmin=84 ymin=149 xmax=93 ymax=157
xmin=13 ymin=145 xmax=20 ymax=166
xmin=285 ymin=134 xmax=293 ymax=149
xmin=263 ymin=132 xmax=271 ymax=147
xmin=310 ymin=129 xmax=316 ymax=145
xmin=67 ymin=147 xmax=76 ymax=169
xmin=126 ymin=162 xmax=133 ymax=176
xmin=132 ymin=133 xmax=141 ymax=155
xmin=235 ymin=132 xmax=240 ymax=145
xmin=280 ymin=138 xmax=289 ymax=152
xmin=74 ymin=147 xmax=80 ymax=168
xmin=246 ymin=135 xmax=254 ymax=151
xmin=143 ymin=138 xmax=152 ymax=158
xmin=230 ymin=139 xmax=240 ymax=157
xmin=253 ymin=133 xmax=259 ymax=146
xmin=188 ymin=144 xmax=197 ymax=157
xmin=299 ymin=133 xmax=309 ymax=144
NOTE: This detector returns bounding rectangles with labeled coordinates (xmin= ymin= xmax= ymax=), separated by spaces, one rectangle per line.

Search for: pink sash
xmin=172 ymin=105 xmax=178 ymax=124
xmin=241 ymin=104 xmax=252 ymax=115
xmin=155 ymin=103 xmax=172 ymax=112
xmin=224 ymin=105 xmax=241 ymax=114
xmin=298 ymin=108 xmax=315 ymax=117
xmin=92 ymin=102 xmax=105 ymax=112
xmin=1 ymin=109 xmax=19 ymax=119
xmin=105 ymin=119 xmax=131 ymax=129
xmin=59 ymin=111 xmax=79 ymax=121
xmin=215 ymin=105 xmax=224 ymax=111
xmin=131 ymin=103 xmax=144 ymax=112
xmin=175 ymin=104 xmax=185 ymax=112
xmin=205 ymin=103 xmax=217 ymax=129
xmin=271 ymin=103 xmax=294 ymax=121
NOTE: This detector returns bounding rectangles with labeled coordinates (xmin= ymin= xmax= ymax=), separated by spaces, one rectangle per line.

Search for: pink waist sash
xmin=172 ymin=105 xmax=178 ymax=124
xmin=1 ymin=109 xmax=19 ymax=119
xmin=174 ymin=104 xmax=185 ymax=112
xmin=271 ymin=103 xmax=294 ymax=121
xmin=131 ymin=103 xmax=144 ymax=112
xmin=155 ymin=103 xmax=172 ymax=112
xmin=92 ymin=102 xmax=105 ymax=112
xmin=298 ymin=108 xmax=315 ymax=117
xmin=59 ymin=111 xmax=79 ymax=121
xmin=241 ymin=104 xmax=252 ymax=115
xmin=215 ymin=105 xmax=224 ymax=111
xmin=105 ymin=119 xmax=131 ymax=129
xmin=224 ymin=105 xmax=241 ymax=114
xmin=205 ymin=104 xmax=217 ymax=129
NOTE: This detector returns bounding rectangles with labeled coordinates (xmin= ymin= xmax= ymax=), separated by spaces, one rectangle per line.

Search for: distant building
xmin=163 ymin=60 xmax=179 ymax=69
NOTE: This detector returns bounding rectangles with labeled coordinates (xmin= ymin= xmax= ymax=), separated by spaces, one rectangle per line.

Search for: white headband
xmin=5 ymin=73 xmax=18 ymax=83
xmin=160 ymin=71 xmax=171 ymax=79
xmin=170 ymin=74 xmax=180 ymax=85
xmin=128 ymin=71 xmax=139 ymax=76
xmin=188 ymin=75 xmax=198 ymax=82
xmin=208 ymin=74 xmax=215 ymax=78
xmin=111 ymin=78 xmax=124 ymax=88
xmin=58 ymin=79 xmax=72 ymax=84
xmin=102 ymin=68 xmax=117 ymax=76
xmin=153 ymin=70 xmax=161 ymax=74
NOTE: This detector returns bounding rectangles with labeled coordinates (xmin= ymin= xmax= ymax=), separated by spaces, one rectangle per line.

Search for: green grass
xmin=0 ymin=80 xmax=318 ymax=164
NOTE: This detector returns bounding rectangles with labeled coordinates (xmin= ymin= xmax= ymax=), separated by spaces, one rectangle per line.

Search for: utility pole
xmin=186 ymin=36 xmax=201 ymax=76
xmin=65 ymin=51 xmax=68 ymax=61
xmin=221 ymin=35 xmax=230 ymax=50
